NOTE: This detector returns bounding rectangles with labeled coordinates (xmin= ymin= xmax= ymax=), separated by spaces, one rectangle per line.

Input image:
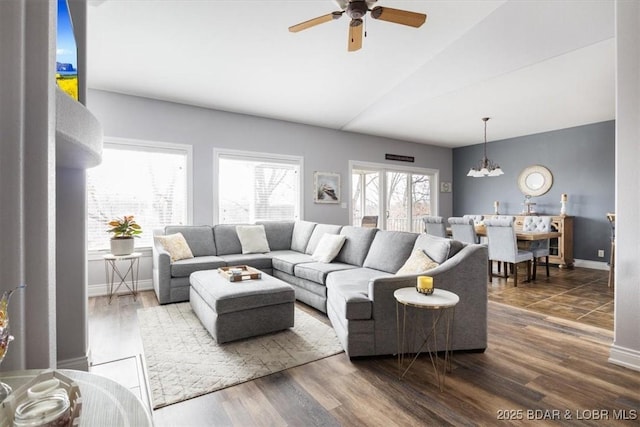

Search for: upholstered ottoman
xmin=189 ymin=269 xmax=295 ymax=343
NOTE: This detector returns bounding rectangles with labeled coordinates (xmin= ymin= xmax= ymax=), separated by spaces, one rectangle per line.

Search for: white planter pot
xmin=110 ymin=238 xmax=134 ymax=256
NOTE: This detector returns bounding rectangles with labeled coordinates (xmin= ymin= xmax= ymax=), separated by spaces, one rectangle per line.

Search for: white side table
xmin=103 ymin=252 xmax=141 ymax=303
xmin=394 ymin=287 xmax=459 ymax=391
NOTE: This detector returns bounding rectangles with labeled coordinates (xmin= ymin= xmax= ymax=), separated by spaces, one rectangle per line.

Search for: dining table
xmin=473 ymin=226 xmax=561 ymax=241
xmin=446 ymin=226 xmax=561 ymax=242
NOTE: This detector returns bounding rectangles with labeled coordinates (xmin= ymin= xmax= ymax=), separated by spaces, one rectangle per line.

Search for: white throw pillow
xmin=312 ymin=234 xmax=346 ymax=263
xmin=236 ymin=225 xmax=271 ymax=254
xmin=154 ymin=233 xmax=194 ymax=262
xmin=396 ymin=248 xmax=439 ymax=275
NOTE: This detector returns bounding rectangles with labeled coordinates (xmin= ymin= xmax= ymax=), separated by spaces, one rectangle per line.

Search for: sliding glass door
xmin=351 ymin=162 xmax=437 ymax=232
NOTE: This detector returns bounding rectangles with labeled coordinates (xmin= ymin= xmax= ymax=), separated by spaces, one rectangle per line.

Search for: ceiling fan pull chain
xmin=364 ymin=15 xmax=368 ymax=38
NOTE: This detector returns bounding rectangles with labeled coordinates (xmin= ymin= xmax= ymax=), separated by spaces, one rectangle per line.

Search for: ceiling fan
xmin=288 ymin=0 xmax=427 ymax=52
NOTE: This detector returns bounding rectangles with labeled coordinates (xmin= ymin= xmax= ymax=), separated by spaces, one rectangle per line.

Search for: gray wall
xmin=453 ymin=120 xmax=615 ymax=262
xmin=87 ymin=89 xmax=453 ymax=226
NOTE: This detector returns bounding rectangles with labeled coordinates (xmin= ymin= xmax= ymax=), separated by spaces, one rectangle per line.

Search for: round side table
xmin=394 ymin=287 xmax=459 ymax=391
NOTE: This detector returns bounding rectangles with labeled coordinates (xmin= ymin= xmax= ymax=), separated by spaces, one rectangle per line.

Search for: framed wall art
xmin=314 ymin=172 xmax=340 ymax=204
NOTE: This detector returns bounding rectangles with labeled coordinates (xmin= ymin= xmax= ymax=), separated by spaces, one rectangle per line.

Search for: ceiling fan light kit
xmin=467 ymin=117 xmax=504 ymax=178
xmin=289 ymin=0 xmax=427 ymax=52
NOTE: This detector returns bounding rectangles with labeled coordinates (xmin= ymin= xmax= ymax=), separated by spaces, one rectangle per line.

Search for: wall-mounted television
xmin=56 ymin=0 xmax=78 ymax=100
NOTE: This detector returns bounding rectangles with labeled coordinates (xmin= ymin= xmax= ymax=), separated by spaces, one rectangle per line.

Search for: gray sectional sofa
xmin=152 ymin=220 xmax=488 ymax=357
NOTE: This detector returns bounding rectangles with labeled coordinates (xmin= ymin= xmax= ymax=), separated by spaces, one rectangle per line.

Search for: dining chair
xmin=361 ymin=215 xmax=378 ymax=228
xmin=448 ymin=217 xmax=479 ymax=244
xmin=422 ymin=216 xmax=447 ymax=238
xmin=463 ymin=214 xmax=484 ymax=226
xmin=522 ymin=216 xmax=552 ymax=280
xmin=484 ymin=218 xmax=533 ymax=287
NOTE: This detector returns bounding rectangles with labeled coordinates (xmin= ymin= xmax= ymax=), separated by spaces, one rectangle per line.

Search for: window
xmin=351 ymin=161 xmax=437 ymax=232
xmin=87 ymin=139 xmax=191 ymax=251
xmin=215 ymin=150 xmax=302 ymax=224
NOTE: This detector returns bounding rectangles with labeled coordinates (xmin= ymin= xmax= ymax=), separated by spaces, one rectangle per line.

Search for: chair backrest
xmin=448 ymin=217 xmax=479 ymax=244
xmin=522 ymin=216 xmax=552 ymax=250
xmin=463 ymin=214 xmax=484 ymax=226
xmin=422 ymin=216 xmax=447 ymax=238
xmin=484 ymin=218 xmax=519 ymax=262
xmin=361 ymin=216 xmax=378 ymax=228
xmin=607 ymin=213 xmax=615 ymax=239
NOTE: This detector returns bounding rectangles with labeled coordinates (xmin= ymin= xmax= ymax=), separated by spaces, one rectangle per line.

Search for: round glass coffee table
xmin=0 ymin=369 xmax=152 ymax=426
xmin=393 ymin=287 xmax=459 ymax=391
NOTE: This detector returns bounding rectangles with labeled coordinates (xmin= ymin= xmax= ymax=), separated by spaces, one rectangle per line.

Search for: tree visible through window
xmin=217 ymin=153 xmax=301 ymax=224
xmin=87 ymin=141 xmax=190 ymax=251
xmin=352 ymin=164 xmax=436 ymax=232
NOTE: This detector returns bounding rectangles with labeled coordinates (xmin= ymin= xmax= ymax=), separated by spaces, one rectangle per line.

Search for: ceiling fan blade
xmin=348 ymin=19 xmax=363 ymax=52
xmin=370 ymin=6 xmax=426 ymax=28
xmin=288 ymin=11 xmax=343 ymax=33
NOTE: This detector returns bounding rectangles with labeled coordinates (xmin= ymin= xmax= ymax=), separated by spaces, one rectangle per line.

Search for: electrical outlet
xmin=597 ymin=249 xmax=605 ymax=258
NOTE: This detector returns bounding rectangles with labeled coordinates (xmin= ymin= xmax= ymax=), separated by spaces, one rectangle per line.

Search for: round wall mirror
xmin=518 ymin=165 xmax=553 ymax=196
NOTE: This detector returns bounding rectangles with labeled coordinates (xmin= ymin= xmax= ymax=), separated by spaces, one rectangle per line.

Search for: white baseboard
xmin=88 ymin=279 xmax=154 ymax=298
xmin=57 ymin=354 xmax=90 ymax=371
xmin=573 ymin=259 xmax=610 ymax=271
xmin=609 ymin=344 xmax=640 ymax=372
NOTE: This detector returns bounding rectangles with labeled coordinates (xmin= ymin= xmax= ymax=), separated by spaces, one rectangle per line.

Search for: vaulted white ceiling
xmin=86 ymin=0 xmax=615 ymax=147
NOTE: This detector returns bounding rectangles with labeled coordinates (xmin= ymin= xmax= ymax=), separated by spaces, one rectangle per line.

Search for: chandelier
xmin=467 ymin=117 xmax=504 ymax=177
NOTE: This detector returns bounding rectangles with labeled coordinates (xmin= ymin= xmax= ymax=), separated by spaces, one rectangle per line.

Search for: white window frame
xmin=349 ymin=160 xmax=439 ymax=230
xmin=87 ymin=136 xmax=193 ymax=256
xmin=213 ymin=148 xmax=304 ymax=225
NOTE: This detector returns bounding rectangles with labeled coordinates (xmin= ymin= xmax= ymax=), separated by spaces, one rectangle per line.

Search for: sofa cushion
xmin=335 ymin=226 xmax=378 ymax=267
xmin=217 ymin=254 xmax=273 ymax=271
xmin=312 ymin=234 xmax=347 ymax=263
xmin=213 ymin=224 xmax=246 ymax=255
xmin=290 ymin=221 xmax=316 ymax=253
xmin=363 ymin=230 xmax=418 ymax=273
xmin=155 ymin=233 xmax=194 ymax=262
xmin=170 ymin=255 xmax=226 ymax=278
xmin=269 ymin=250 xmax=315 ymax=275
xmin=413 ymin=234 xmax=464 ymax=264
xmin=305 ymin=224 xmax=343 ymax=255
xmin=165 ymin=225 xmax=216 ymax=256
xmin=396 ymin=248 xmax=439 ymax=275
xmin=325 ymin=267 xmax=393 ymax=289
xmin=294 ymin=262 xmax=357 ymax=284
xmin=257 ymin=220 xmax=295 ymax=251
xmin=327 ymin=282 xmax=372 ymax=320
xmin=236 ymin=225 xmax=270 ymax=254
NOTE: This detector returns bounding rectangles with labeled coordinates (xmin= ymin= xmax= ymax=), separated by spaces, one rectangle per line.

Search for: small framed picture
xmin=314 ymin=172 xmax=340 ymax=204
xmin=440 ymin=181 xmax=452 ymax=193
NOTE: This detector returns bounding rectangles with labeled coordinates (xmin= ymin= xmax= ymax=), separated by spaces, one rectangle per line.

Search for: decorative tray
xmin=1 ymin=369 xmax=82 ymax=427
xmin=218 ymin=265 xmax=262 ymax=282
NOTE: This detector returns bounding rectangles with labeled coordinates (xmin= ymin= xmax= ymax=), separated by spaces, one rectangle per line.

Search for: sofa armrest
xmin=367 ymin=244 xmax=488 ymax=355
xmin=152 ymin=229 xmax=172 ymax=304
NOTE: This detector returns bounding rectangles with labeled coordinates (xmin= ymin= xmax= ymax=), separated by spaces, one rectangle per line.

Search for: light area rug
xmin=137 ymin=302 xmax=344 ymax=409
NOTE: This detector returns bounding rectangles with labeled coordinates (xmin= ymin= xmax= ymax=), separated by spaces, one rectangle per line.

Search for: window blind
xmin=218 ymin=155 xmax=300 ymax=224
xmin=87 ymin=144 xmax=189 ymax=251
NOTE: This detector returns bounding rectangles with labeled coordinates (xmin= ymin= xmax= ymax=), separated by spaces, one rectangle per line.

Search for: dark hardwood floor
xmin=88 ymin=267 xmax=639 ymax=426
xmin=487 ymin=264 xmax=614 ymax=330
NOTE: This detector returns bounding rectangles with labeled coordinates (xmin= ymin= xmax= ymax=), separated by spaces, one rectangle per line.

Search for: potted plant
xmin=107 ymin=215 xmax=142 ymax=255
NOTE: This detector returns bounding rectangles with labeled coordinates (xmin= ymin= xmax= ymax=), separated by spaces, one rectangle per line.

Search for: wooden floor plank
xmin=88 ymin=267 xmax=640 ymax=426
